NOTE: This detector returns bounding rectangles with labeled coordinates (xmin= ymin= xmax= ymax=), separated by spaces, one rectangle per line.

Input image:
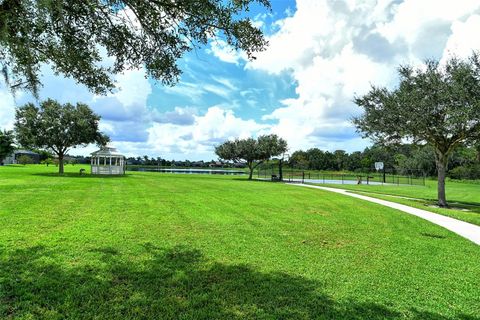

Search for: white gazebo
xmin=90 ymin=146 xmax=125 ymax=175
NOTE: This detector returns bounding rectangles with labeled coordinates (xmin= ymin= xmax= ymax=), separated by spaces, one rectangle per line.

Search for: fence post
xmin=342 ymin=174 xmax=344 ymax=184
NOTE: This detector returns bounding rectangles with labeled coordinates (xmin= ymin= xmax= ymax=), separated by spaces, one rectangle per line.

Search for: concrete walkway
xmin=290 ymin=183 xmax=480 ymax=246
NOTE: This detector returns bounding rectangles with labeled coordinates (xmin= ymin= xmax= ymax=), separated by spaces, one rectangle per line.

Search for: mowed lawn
xmin=0 ymin=165 xmax=479 ymax=319
xmin=322 ymin=180 xmax=480 ymax=226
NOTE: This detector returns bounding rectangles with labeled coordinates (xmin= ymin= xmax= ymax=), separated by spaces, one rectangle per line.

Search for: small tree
xmin=215 ymin=134 xmax=288 ymax=180
xmin=15 ymin=99 xmax=109 ymax=174
xmin=17 ymin=154 xmax=33 ymax=165
xmin=41 ymin=158 xmax=53 ymax=166
xmin=353 ymin=53 xmax=480 ymax=207
xmin=0 ymin=129 xmax=15 ymax=164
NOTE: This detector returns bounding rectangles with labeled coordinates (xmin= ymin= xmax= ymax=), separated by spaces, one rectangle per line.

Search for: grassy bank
xmin=0 ymin=165 xmax=479 ymax=319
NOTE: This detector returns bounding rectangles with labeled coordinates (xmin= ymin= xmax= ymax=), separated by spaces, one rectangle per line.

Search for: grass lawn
xmin=0 ymin=165 xmax=479 ymax=319
xmin=320 ymin=180 xmax=480 ymax=226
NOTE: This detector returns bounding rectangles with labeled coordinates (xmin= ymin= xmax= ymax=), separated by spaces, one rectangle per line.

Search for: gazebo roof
xmin=91 ymin=146 xmax=124 ymax=157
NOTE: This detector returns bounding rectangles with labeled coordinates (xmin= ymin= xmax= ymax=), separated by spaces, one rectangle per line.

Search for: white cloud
xmin=379 ymin=0 xmax=480 ymax=45
xmin=202 ymin=83 xmax=232 ymax=99
xmin=441 ymin=14 xmax=480 ymax=61
xmin=111 ymin=68 xmax=152 ymax=107
xmin=206 ymin=39 xmax=247 ymax=65
xmin=145 ymin=106 xmax=269 ymax=158
xmin=211 ymin=76 xmax=238 ymax=91
xmin=163 ymin=81 xmax=205 ymax=102
xmin=0 ymin=87 xmax=17 ymax=130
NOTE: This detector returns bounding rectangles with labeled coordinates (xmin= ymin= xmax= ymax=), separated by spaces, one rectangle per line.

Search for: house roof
xmin=91 ymin=146 xmax=124 ymax=157
xmin=14 ymin=149 xmax=39 ymax=155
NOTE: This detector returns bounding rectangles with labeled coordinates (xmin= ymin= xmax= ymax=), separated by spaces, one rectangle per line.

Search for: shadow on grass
xmin=423 ymin=201 xmax=480 ymax=214
xmin=1 ymin=245 xmax=476 ymax=319
xmin=230 ymin=177 xmax=278 ymax=182
xmin=346 ymin=189 xmax=480 ymax=212
xmin=31 ymin=172 xmax=132 ymax=179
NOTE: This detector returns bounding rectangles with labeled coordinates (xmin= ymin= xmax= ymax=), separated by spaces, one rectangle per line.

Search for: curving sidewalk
xmin=290 ymin=183 xmax=480 ymax=246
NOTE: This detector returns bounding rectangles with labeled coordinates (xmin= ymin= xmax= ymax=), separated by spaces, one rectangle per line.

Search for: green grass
xmin=322 ymin=179 xmax=480 ymax=204
xmin=0 ymin=165 xmax=479 ymax=319
xmin=319 ymin=179 xmax=480 ymax=226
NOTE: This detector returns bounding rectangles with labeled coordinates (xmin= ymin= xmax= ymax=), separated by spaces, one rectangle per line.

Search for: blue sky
xmin=2 ymin=0 xmax=480 ymax=160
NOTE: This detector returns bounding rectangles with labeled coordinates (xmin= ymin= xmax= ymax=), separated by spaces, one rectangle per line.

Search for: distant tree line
xmin=287 ymin=144 xmax=480 ymax=179
xmin=4 ymin=131 xmax=480 ymax=180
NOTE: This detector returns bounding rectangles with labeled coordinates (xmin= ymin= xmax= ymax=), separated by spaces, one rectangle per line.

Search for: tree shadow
xmin=345 ymin=189 xmax=480 ymax=214
xmin=31 ymin=172 xmax=131 ymax=178
xmin=230 ymin=177 xmax=274 ymax=182
xmin=0 ymin=245 xmax=476 ymax=319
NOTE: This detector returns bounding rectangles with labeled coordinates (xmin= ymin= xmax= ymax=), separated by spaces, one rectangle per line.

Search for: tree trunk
xmin=435 ymin=151 xmax=448 ymax=207
xmin=248 ymin=162 xmax=253 ymax=180
xmin=58 ymin=154 xmax=64 ymax=174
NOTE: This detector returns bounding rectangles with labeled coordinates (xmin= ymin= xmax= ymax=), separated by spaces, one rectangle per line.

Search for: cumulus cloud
xmin=145 ymin=106 xmax=270 ymax=158
xmin=441 ymin=14 xmax=480 ymax=61
xmin=155 ymin=107 xmax=196 ymax=125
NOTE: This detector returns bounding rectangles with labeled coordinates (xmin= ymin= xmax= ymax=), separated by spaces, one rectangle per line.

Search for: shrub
xmin=17 ymin=155 xmax=33 ymax=165
xmin=449 ymin=164 xmax=480 ymax=180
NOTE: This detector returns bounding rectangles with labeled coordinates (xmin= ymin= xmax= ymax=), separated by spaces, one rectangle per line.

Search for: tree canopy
xmin=15 ymin=99 xmax=109 ymax=173
xmin=353 ymin=53 xmax=480 ymax=206
xmin=0 ymin=129 xmax=15 ymax=163
xmin=0 ymin=0 xmax=270 ymax=96
xmin=215 ymin=134 xmax=287 ymax=180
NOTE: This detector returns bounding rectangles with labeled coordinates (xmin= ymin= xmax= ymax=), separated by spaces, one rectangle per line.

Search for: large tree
xmin=215 ymin=134 xmax=288 ymax=180
xmin=353 ymin=53 xmax=480 ymax=207
xmin=0 ymin=129 xmax=15 ymax=164
xmin=15 ymin=99 xmax=109 ymax=174
xmin=0 ymin=0 xmax=269 ymax=96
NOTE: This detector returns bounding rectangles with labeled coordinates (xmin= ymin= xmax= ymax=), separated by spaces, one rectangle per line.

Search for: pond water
xmin=290 ymin=178 xmax=386 ymax=186
xmin=128 ymin=167 xmax=246 ymax=175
